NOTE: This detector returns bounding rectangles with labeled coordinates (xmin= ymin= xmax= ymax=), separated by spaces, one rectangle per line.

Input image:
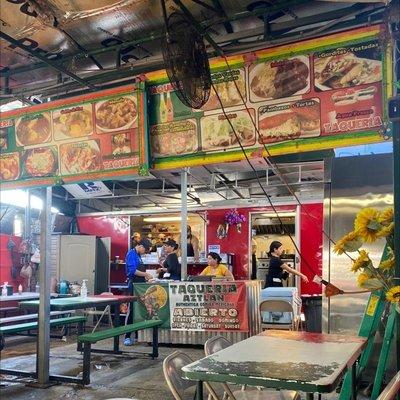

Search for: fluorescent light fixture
xmin=143 ymin=216 xmax=182 ymax=222
xmin=260 ymin=212 xmax=296 ymax=217
xmin=0 ymin=189 xmax=60 ymax=214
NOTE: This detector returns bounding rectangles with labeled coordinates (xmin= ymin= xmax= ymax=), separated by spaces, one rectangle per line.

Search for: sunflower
xmin=378 ymin=208 xmax=394 ymax=225
xmin=333 ymin=231 xmax=360 ymax=254
xmin=357 ymin=272 xmax=372 ymax=286
xmin=354 ymin=208 xmax=381 ymax=243
xmin=378 ymin=257 xmax=395 ymax=272
xmin=377 ymin=222 xmax=394 ymax=238
xmin=385 ymin=286 xmax=400 ymax=303
xmin=351 ymin=250 xmax=371 ymax=273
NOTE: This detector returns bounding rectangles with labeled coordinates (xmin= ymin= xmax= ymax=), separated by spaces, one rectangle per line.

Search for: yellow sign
xmin=366 ymin=294 xmax=380 ymax=316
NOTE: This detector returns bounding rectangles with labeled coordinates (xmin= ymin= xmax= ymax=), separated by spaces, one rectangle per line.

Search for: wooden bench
xmin=77 ymin=319 xmax=162 ymax=385
xmin=0 ymin=310 xmax=76 ymax=325
xmin=0 ymin=316 xmax=86 ymax=350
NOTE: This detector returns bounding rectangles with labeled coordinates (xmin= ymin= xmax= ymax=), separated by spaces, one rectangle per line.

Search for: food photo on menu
xmin=15 ymin=112 xmax=51 ymax=146
xmin=59 ymin=139 xmax=101 ymax=175
xmin=201 ymin=69 xmax=246 ymax=111
xmin=200 ymin=110 xmax=256 ymax=151
xmin=150 ymin=119 xmax=198 ymax=157
xmin=249 ymin=56 xmax=310 ymax=102
xmin=22 ymin=146 xmax=58 ymax=178
xmin=95 ymin=95 xmax=137 ymax=133
xmin=52 ymin=104 xmax=94 ymax=140
xmin=258 ymin=99 xmax=320 ymax=144
xmin=314 ymin=41 xmax=382 ymax=91
xmin=0 ymin=152 xmax=20 ymax=181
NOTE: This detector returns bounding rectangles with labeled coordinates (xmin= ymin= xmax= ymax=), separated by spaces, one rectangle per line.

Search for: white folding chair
xmin=259 ymin=300 xmax=299 ymax=331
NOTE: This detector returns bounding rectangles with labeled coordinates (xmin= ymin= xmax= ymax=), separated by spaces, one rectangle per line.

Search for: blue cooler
xmin=260 ymin=287 xmax=301 ymax=324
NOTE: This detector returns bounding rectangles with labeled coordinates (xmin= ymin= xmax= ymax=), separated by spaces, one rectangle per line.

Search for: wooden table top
xmin=183 ymin=330 xmax=367 ymax=393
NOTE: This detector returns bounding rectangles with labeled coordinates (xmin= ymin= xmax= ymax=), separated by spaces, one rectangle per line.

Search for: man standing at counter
xmin=156 ymin=239 xmax=181 ymax=280
xmin=124 ymin=239 xmax=153 ymax=346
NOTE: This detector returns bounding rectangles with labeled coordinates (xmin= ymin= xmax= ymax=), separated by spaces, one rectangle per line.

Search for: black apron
xmin=187 ymin=236 xmax=195 ymax=257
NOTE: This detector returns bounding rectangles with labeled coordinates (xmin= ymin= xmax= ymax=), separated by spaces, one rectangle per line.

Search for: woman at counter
xmin=200 ymin=252 xmax=234 ymax=280
xmin=156 ymin=239 xmax=181 ymax=280
xmin=265 ymin=241 xmax=308 ymax=288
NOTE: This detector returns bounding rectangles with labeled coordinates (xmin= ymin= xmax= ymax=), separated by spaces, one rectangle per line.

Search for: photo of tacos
xmin=53 ymin=104 xmax=93 ymax=140
xmin=15 ymin=113 xmax=51 ymax=146
xmin=259 ymin=100 xmax=320 ymax=144
xmin=112 ymin=133 xmax=132 ymax=155
xmin=314 ymin=51 xmax=381 ymax=90
xmin=24 ymin=147 xmax=57 ymax=177
xmin=60 ymin=140 xmax=101 ymax=175
xmin=0 ymin=128 xmax=8 ymax=150
xmin=0 ymin=152 xmax=19 ymax=181
xmin=249 ymin=56 xmax=310 ymax=102
xmin=202 ymin=69 xmax=246 ymax=111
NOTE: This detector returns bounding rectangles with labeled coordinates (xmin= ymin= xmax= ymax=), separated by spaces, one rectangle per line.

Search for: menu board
xmin=148 ymin=26 xmax=388 ymax=167
xmin=0 ymin=85 xmax=148 ymax=189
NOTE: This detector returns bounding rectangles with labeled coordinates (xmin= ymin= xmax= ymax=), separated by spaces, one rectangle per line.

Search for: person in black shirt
xmin=157 ymin=239 xmax=181 ymax=280
xmin=265 ymin=241 xmax=309 ymax=288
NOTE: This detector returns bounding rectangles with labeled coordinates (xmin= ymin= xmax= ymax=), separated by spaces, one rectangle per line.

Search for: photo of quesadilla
xmin=314 ymin=51 xmax=381 ymax=90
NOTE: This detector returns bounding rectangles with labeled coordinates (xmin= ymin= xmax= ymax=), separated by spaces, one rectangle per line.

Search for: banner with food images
xmin=147 ymin=25 xmax=389 ymax=169
xmin=0 ymin=84 xmax=148 ymax=188
xmin=133 ymin=283 xmax=170 ymax=329
xmin=169 ymin=281 xmax=249 ymax=332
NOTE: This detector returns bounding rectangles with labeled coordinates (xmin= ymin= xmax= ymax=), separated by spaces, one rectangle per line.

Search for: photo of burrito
xmin=259 ymin=100 xmax=320 ymax=144
xmin=314 ymin=51 xmax=381 ymax=90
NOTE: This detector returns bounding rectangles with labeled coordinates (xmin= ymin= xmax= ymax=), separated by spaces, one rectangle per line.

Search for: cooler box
xmin=260 ymin=287 xmax=302 ymax=324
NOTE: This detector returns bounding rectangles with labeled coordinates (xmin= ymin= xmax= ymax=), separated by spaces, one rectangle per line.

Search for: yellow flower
xmin=354 ymin=208 xmax=380 ymax=243
xmin=386 ymin=286 xmax=400 ymax=303
xmin=377 ymin=222 xmax=394 ymax=238
xmin=333 ymin=231 xmax=360 ymax=254
xmin=378 ymin=257 xmax=395 ymax=272
xmin=351 ymin=250 xmax=370 ymax=273
xmin=378 ymin=208 xmax=394 ymax=225
xmin=357 ymin=272 xmax=371 ymax=286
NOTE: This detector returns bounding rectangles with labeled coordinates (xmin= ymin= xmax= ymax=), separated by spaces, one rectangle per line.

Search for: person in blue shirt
xmin=124 ymin=239 xmax=153 ymax=346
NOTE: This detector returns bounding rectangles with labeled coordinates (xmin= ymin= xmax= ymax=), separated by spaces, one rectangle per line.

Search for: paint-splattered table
xmin=183 ymin=330 xmax=367 ymax=400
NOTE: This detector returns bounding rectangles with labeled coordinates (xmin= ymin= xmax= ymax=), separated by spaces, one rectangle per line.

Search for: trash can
xmin=301 ymin=295 xmax=322 ymax=332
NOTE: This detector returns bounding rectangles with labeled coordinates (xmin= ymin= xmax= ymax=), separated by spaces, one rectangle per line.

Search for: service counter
xmin=133 ymin=280 xmax=261 ymax=345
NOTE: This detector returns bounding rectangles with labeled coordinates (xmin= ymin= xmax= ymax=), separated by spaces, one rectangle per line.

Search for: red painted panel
xmin=299 ymin=204 xmax=323 ymax=295
xmin=77 ymin=216 xmax=129 ymax=284
xmin=0 ymin=234 xmax=24 ymax=291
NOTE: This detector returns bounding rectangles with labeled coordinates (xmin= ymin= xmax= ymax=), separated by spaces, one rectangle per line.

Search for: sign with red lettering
xmin=168 ymin=282 xmax=249 ymax=332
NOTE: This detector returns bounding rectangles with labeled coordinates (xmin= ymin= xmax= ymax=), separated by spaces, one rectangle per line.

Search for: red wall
xmin=0 ymin=234 xmax=24 ymax=291
xmin=206 ymin=204 xmax=323 ymax=294
xmin=77 ymin=216 xmax=129 ymax=283
xmin=299 ymin=203 xmax=323 ymax=295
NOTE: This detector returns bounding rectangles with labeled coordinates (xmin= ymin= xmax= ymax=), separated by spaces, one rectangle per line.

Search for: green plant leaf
xmin=367 ymin=220 xmax=381 ymax=231
xmin=343 ymin=239 xmax=363 ymax=252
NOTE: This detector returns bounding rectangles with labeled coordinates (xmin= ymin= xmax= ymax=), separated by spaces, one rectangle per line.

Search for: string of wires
xmin=207 ymin=41 xmax=375 ymax=277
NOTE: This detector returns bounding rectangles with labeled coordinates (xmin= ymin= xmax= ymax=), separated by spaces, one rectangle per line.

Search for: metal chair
xmin=376 ymin=371 xmax=400 ymax=400
xmin=204 ymin=336 xmax=300 ymax=400
xmin=86 ymin=292 xmax=114 ymax=333
xmin=259 ymin=300 xmax=299 ymax=331
xmin=163 ymin=350 xmax=221 ymax=400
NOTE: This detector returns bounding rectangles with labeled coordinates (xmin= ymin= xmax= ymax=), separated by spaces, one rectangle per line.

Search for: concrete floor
xmin=0 ymin=335 xmax=367 ymax=400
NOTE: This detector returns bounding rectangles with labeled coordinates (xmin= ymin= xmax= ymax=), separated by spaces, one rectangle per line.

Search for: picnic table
xmin=183 ymin=330 xmax=367 ymax=400
xmin=1 ymin=294 xmax=136 ymax=385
